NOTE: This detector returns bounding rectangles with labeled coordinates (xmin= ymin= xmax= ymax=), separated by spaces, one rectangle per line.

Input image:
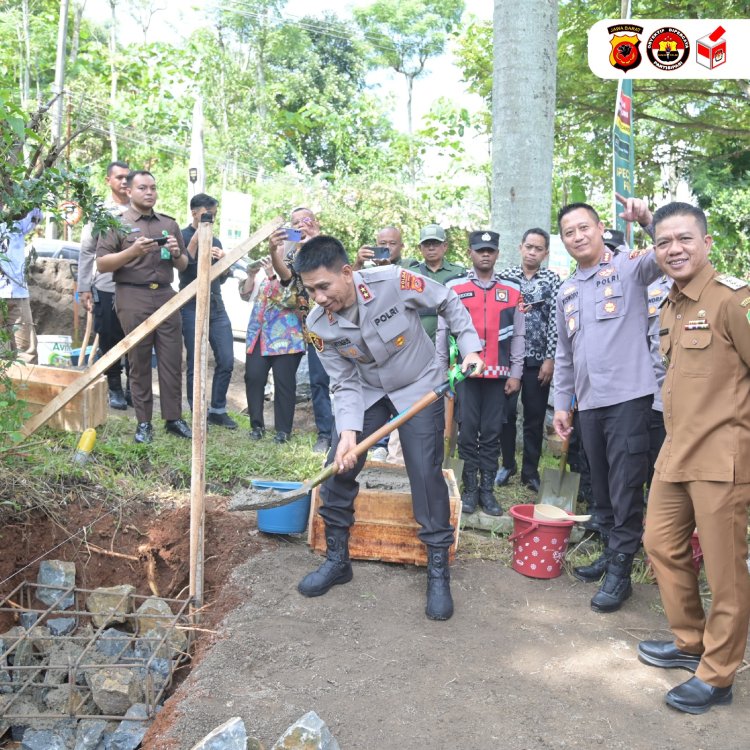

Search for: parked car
xmin=26 ymin=238 xmax=81 ymax=261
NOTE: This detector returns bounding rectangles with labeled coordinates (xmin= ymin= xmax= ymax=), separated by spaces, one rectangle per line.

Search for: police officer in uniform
xmin=293 ymin=236 xmax=483 ymax=621
xmin=96 ymin=170 xmax=192 ymax=444
xmin=553 ymin=200 xmax=661 ymax=613
xmin=638 ymin=202 xmax=750 ymax=714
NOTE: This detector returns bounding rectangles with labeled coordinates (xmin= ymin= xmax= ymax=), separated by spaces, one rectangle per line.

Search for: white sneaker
xmin=371 ymin=447 xmax=388 ymax=462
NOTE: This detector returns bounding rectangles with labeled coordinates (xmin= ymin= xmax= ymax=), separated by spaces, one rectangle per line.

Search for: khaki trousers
xmin=644 ymin=475 xmax=750 ymax=687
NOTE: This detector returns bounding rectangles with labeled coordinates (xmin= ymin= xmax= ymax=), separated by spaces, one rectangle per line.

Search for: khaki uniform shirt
xmin=307 ymin=265 xmax=481 ymax=433
xmin=95 ymin=207 xmax=186 ymax=286
xmin=657 ymin=264 xmax=750 ymax=483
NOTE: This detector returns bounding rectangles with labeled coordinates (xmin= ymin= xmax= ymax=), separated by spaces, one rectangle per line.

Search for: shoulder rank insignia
xmin=399 ymin=269 xmax=425 ymax=293
xmin=602 ymin=251 xmax=612 ymax=263
xmin=740 ymin=296 xmax=750 ymax=307
xmin=715 ymin=273 xmax=748 ymax=291
xmin=628 ymin=248 xmax=647 ymax=259
xmin=326 ymin=310 xmax=335 ymax=325
xmin=309 ymin=332 xmax=324 ymax=352
xmin=357 ymin=282 xmax=373 ymax=301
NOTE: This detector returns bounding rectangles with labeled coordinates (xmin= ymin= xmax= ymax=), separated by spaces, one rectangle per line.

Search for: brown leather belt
xmin=117 ymin=282 xmax=170 ymax=289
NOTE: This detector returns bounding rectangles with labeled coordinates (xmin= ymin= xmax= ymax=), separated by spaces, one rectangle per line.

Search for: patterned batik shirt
xmin=496 ymin=265 xmax=562 ymax=365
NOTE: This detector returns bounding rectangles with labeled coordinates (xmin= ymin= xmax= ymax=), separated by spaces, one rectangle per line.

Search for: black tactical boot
xmin=479 ymin=471 xmax=502 ymax=516
xmin=591 ymin=552 xmax=634 ymax=613
xmin=573 ymin=547 xmax=613 ymax=583
xmin=425 ymin=546 xmax=453 ymax=621
xmin=298 ymin=526 xmax=353 ymax=597
xmin=461 ymin=469 xmax=479 ymax=514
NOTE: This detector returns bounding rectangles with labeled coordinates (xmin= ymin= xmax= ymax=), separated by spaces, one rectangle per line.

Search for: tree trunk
xmin=108 ymin=0 xmax=118 ymax=161
xmin=491 ymin=0 xmax=558 ymax=266
xmin=70 ymin=0 xmax=86 ymax=66
xmin=21 ymin=0 xmax=31 ymax=103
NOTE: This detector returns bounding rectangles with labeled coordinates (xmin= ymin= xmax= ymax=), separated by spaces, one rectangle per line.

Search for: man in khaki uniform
xmin=96 ymin=170 xmax=191 ymax=444
xmin=639 ymin=202 xmax=750 ymax=714
xmin=293 ymin=235 xmax=483 ymax=621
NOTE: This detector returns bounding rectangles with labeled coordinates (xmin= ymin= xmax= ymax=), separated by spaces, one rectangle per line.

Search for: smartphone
xmin=152 ymin=236 xmax=169 ymax=246
xmin=285 ymin=228 xmax=303 ymax=242
xmin=371 ymin=246 xmax=390 ymax=261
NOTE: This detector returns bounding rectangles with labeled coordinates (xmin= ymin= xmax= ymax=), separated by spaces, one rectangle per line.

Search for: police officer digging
xmin=553 ymin=200 xmax=661 ymax=613
xmin=638 ymin=202 xmax=750 ymax=715
xmin=96 ymin=170 xmax=192 ymax=444
xmin=293 ymin=236 xmax=483 ymax=621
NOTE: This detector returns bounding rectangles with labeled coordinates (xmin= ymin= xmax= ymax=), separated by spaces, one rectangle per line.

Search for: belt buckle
xmin=148 ymin=282 xmax=158 ymax=290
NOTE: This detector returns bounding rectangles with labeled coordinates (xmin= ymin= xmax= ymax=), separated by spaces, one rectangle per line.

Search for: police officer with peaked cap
xmin=553 ymin=199 xmax=661 ymax=613
xmin=292 ymin=235 xmax=483 ymax=621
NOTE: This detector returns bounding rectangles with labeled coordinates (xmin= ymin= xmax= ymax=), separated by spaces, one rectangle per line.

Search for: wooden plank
xmin=307 ymin=466 xmax=460 ymax=567
xmin=19 ymin=217 xmax=281 ymax=438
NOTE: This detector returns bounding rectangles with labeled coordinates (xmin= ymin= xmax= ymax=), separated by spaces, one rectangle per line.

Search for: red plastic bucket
xmin=509 ymin=504 xmax=575 ymax=579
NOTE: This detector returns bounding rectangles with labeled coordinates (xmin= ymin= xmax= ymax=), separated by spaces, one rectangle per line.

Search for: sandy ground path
xmin=148 ymin=540 xmax=749 ymax=750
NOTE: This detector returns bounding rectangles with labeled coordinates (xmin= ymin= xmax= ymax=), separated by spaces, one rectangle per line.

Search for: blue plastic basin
xmin=252 ymin=480 xmax=311 ymax=534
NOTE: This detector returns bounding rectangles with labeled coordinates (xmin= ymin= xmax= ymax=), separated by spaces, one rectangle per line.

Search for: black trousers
xmin=647 ymin=408 xmax=666 ymax=489
xmin=244 ymin=346 xmax=303 ymax=435
xmin=456 ymin=377 xmax=506 ymax=475
xmin=319 ymin=397 xmax=453 ymax=548
xmin=93 ymin=287 xmax=127 ymax=389
xmin=578 ymin=395 xmax=653 ymax=555
xmin=499 ymin=365 xmax=550 ymax=481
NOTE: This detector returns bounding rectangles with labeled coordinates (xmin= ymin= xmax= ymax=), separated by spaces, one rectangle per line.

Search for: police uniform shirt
xmin=307 ymin=265 xmax=481 ymax=433
xmin=647 ymin=275 xmax=673 ymax=412
xmin=657 ymin=264 xmax=750 ymax=483
xmin=554 ymin=248 xmax=662 ymax=412
xmin=96 ymin=206 xmax=186 ymax=285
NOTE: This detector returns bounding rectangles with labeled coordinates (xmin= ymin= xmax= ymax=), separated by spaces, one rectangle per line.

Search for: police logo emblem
xmin=400 ymin=270 xmax=425 ymax=293
xmin=647 ymin=27 xmax=690 ymax=71
xmin=608 ymin=25 xmax=643 ymax=72
xmin=309 ymin=332 xmax=324 ymax=352
xmin=648 ymin=305 xmax=657 ymax=315
xmin=481 ymin=232 xmax=492 ymax=242
xmin=496 ymin=288 xmax=508 ymax=302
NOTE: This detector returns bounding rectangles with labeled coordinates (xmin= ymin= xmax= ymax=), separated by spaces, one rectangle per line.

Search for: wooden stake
xmin=19 ymin=217 xmax=281 ymax=438
xmin=77 ymin=310 xmax=93 ymax=366
xmin=189 ymin=215 xmax=213 ymax=615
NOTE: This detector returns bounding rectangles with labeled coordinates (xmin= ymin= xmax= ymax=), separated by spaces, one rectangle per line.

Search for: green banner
xmin=613 ymin=78 xmax=635 ymax=245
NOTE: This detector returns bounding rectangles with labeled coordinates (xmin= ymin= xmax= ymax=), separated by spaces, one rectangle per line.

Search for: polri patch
xmin=309 ymin=332 xmax=324 ymax=352
xmin=400 ymin=270 xmax=425 ymax=293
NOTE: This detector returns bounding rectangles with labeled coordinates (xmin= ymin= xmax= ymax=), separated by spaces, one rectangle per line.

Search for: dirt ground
xmin=144 ymin=534 xmax=750 ymax=750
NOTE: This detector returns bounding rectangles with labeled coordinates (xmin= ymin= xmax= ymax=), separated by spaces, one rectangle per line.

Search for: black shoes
xmin=666 ymin=676 xmax=732 ymax=715
xmin=495 ymin=463 xmax=517 ymax=486
xmin=523 ymin=476 xmax=541 ymax=493
xmin=573 ymin=548 xmax=612 ymax=583
xmin=479 ymin=471 xmax=502 ymax=516
xmin=273 ymin=431 xmax=290 ymax=444
xmin=637 ymin=640 xmax=702 ymax=672
xmin=108 ymin=388 xmax=128 ymax=410
xmin=208 ymin=412 xmax=238 ymax=430
xmin=590 ymin=552 xmax=633 ymax=613
xmin=249 ymin=427 xmax=265 ymax=440
xmin=134 ymin=422 xmax=153 ymax=444
xmin=425 ymin=546 xmax=453 ymax=621
xmin=313 ymin=435 xmax=331 ymax=453
xmin=298 ymin=527 xmax=353 ymax=597
xmin=461 ymin=470 xmax=479 ymax=514
xmin=165 ymin=418 xmax=192 ymax=439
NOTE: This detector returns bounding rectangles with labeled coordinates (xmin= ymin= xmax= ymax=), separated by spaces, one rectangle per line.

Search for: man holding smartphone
xmin=352 ymin=226 xmax=413 ymax=270
xmin=96 ymin=170 xmax=191 ymax=444
xmin=179 ymin=193 xmax=236 ymax=429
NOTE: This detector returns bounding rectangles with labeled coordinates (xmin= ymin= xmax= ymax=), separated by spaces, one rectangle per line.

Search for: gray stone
xmin=89 ymin=668 xmax=143 ymax=716
xmin=37 ymin=560 xmax=76 ymax=610
xmin=20 ymin=728 xmax=69 ymax=750
xmin=188 ymin=716 xmax=248 ymax=750
xmin=135 ymin=598 xmax=188 ymax=655
xmin=95 ymin=629 xmax=133 ymax=659
xmin=45 ymin=640 xmax=86 ymax=686
xmin=86 ymin=586 xmax=135 ymax=629
xmin=104 ymin=703 xmax=149 ymax=750
xmin=20 ymin=612 xmax=38 ymax=630
xmin=133 ymin=630 xmax=171 ymax=661
xmin=74 ymin=719 xmax=109 ymax=750
xmin=0 ymin=667 xmax=12 ymax=693
xmin=47 ymin=617 xmax=77 ymax=637
xmin=271 ymin=711 xmax=340 ymax=750
xmin=27 ymin=625 xmax=55 ymax=654
xmin=43 ymin=684 xmax=88 ymax=714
